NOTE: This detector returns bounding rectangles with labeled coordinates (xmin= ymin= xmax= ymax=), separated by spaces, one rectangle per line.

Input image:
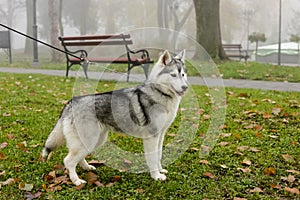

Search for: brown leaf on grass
xmin=88 ymin=160 xmax=106 ymax=166
xmin=249 ymin=187 xmax=263 ymax=193
xmin=281 ymin=154 xmax=295 ymax=163
xmin=74 ymin=183 xmax=85 ymax=190
xmin=111 ymin=175 xmax=122 ymax=183
xmin=270 ymin=183 xmax=281 ymax=190
xmin=262 ymin=112 xmax=272 ymax=119
xmin=0 ymin=178 xmax=17 ymax=186
xmin=0 ymin=152 xmax=6 ymax=160
xmin=218 ymin=142 xmax=229 ymax=146
xmin=53 ymin=164 xmax=65 ymax=171
xmin=199 ymin=160 xmax=209 ymax=165
xmin=233 ymin=198 xmax=247 ymax=200
xmin=190 ymin=147 xmax=199 ymax=151
xmin=237 ymin=168 xmax=251 ymax=173
xmin=286 ymin=169 xmax=300 ymax=174
xmin=237 ymin=146 xmax=249 ymax=151
xmin=24 ymin=191 xmax=43 ymax=200
xmin=18 ymin=182 xmax=34 ymax=191
xmin=272 ymin=107 xmax=281 ymax=115
xmin=284 ymin=187 xmax=300 ymax=195
xmin=0 ymin=171 xmax=5 ymax=176
xmin=7 ymin=134 xmax=14 ymax=140
xmin=242 ymin=159 xmax=252 ymax=166
xmin=287 ymin=175 xmax=296 ymax=183
xmin=264 ymin=167 xmax=276 ymax=176
xmin=124 ymin=159 xmax=132 ymax=165
xmin=85 ymin=171 xmax=98 ymax=185
xmin=203 ymin=172 xmax=214 ymax=179
xmin=134 ymin=188 xmax=145 ymax=194
xmin=254 ymin=124 xmax=263 ymax=131
xmin=0 ymin=142 xmax=8 ymax=150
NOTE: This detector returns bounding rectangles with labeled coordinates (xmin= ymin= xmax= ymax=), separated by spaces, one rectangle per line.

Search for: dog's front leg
xmin=143 ymin=136 xmax=167 ymax=181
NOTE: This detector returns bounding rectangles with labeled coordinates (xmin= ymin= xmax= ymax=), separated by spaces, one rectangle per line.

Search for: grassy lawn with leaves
xmin=0 ymin=72 xmax=299 ymax=199
xmin=1 ymin=57 xmax=300 ymax=82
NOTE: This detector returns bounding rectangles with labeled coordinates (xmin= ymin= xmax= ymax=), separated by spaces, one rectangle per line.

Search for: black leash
xmin=0 ymin=23 xmax=83 ymax=61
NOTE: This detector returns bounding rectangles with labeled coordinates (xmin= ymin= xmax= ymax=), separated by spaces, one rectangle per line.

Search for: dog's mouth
xmin=172 ymin=87 xmax=187 ymax=97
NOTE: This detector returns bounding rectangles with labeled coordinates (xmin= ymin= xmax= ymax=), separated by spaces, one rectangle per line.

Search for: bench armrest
xmin=66 ymin=49 xmax=88 ymax=60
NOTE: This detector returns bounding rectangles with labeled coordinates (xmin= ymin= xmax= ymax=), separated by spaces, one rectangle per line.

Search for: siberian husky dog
xmin=42 ymin=50 xmax=188 ymax=186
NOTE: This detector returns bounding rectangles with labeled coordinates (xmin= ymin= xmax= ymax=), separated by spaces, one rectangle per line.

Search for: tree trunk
xmin=48 ymin=0 xmax=61 ymax=62
xmin=24 ymin=0 xmax=33 ymax=55
xmin=58 ymin=0 xmax=64 ymax=36
xmin=193 ymin=0 xmax=227 ymax=60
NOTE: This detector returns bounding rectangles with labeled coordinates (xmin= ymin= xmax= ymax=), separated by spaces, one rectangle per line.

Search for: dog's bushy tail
xmin=42 ymin=119 xmax=65 ymax=161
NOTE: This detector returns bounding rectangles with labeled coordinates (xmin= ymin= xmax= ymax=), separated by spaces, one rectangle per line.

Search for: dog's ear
xmin=174 ymin=49 xmax=186 ymax=61
xmin=159 ymin=50 xmax=172 ymax=66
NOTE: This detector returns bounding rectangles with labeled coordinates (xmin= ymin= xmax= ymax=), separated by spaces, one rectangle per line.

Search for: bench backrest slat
xmin=63 ymin=40 xmax=132 ymax=46
xmin=59 ymin=34 xmax=130 ymax=41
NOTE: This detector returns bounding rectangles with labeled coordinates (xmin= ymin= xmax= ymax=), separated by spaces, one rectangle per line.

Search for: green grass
xmin=1 ymin=56 xmax=300 ymax=82
xmin=0 ymin=73 xmax=299 ymax=199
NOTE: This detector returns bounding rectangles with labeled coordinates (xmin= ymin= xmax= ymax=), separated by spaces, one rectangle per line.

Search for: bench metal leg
xmin=81 ymin=61 xmax=89 ymax=80
xmin=142 ymin=64 xmax=150 ymax=80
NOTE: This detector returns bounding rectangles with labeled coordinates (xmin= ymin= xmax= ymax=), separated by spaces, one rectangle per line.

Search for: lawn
xmin=1 ymin=55 xmax=300 ymax=82
xmin=0 ymin=72 xmax=299 ymax=199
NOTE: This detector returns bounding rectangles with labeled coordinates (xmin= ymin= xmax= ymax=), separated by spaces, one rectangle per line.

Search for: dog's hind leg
xmin=64 ymin=150 xmax=89 ymax=186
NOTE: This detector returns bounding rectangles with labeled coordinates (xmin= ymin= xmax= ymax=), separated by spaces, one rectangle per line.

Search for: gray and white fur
xmin=42 ymin=50 xmax=188 ymax=186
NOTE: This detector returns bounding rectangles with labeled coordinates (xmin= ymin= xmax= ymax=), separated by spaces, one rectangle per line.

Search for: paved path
xmin=0 ymin=67 xmax=299 ymax=92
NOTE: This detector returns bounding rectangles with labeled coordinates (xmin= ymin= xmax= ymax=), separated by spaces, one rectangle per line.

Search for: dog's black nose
xmin=182 ymin=85 xmax=188 ymax=91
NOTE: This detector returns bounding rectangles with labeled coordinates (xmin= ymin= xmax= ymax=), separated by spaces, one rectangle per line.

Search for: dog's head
xmin=148 ymin=50 xmax=188 ymax=96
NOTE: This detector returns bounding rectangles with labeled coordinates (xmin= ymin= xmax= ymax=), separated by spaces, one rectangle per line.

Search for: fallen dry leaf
xmin=190 ymin=147 xmax=199 ymax=151
xmin=0 ymin=152 xmax=6 ymax=160
xmin=237 ymin=168 xmax=251 ymax=173
xmin=264 ymin=167 xmax=276 ymax=176
xmin=18 ymin=182 xmax=34 ymax=191
xmin=85 ymin=171 xmax=98 ymax=185
xmin=284 ymin=187 xmax=300 ymax=195
xmin=0 ymin=142 xmax=8 ymax=150
xmin=199 ymin=160 xmax=209 ymax=165
xmin=287 ymin=175 xmax=296 ymax=183
xmin=281 ymin=154 xmax=295 ymax=163
xmin=286 ymin=169 xmax=300 ymax=174
xmin=233 ymin=198 xmax=247 ymax=200
xmin=272 ymin=107 xmax=281 ymax=115
xmin=249 ymin=187 xmax=263 ymax=193
xmin=74 ymin=183 xmax=85 ymax=190
xmin=219 ymin=142 xmax=229 ymax=146
xmin=25 ymin=191 xmax=42 ymax=200
xmin=0 ymin=178 xmax=17 ymax=186
xmin=203 ymin=172 xmax=214 ymax=179
xmin=242 ymin=159 xmax=252 ymax=166
xmin=0 ymin=171 xmax=5 ymax=176
xmin=270 ymin=183 xmax=281 ymax=190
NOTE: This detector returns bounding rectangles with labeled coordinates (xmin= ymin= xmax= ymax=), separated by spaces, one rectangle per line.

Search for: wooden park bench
xmin=59 ymin=34 xmax=154 ymax=81
xmin=222 ymin=44 xmax=249 ymax=61
xmin=0 ymin=30 xmax=12 ymax=63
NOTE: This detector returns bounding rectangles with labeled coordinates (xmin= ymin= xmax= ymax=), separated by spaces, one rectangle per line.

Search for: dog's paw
xmin=73 ymin=179 xmax=87 ymax=186
xmin=152 ymin=173 xmax=167 ymax=181
xmin=160 ymin=169 xmax=168 ymax=174
xmin=83 ymin=164 xmax=96 ymax=171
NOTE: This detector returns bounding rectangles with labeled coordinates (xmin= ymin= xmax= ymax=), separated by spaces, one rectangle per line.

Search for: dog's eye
xmin=171 ymin=74 xmax=177 ymax=77
xmin=182 ymin=73 xmax=185 ymax=77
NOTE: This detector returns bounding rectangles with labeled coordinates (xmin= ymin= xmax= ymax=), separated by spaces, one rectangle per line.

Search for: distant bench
xmin=222 ymin=44 xmax=249 ymax=61
xmin=59 ymin=34 xmax=154 ymax=81
xmin=0 ymin=30 xmax=12 ymax=63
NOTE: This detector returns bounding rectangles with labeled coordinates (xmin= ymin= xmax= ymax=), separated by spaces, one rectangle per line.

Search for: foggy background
xmin=0 ymin=0 xmax=300 ymax=56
